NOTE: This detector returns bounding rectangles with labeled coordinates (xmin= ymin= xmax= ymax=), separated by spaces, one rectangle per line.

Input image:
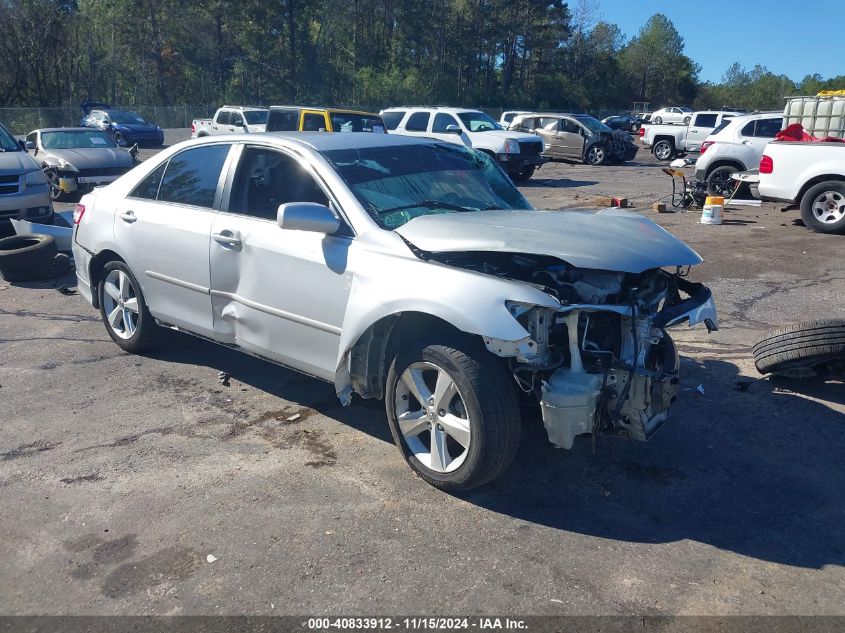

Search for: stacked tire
xmin=0 ymin=235 xmax=71 ymax=282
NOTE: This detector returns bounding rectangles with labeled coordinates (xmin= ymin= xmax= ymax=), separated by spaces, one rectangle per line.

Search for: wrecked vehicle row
xmin=72 ymin=132 xmax=717 ymax=491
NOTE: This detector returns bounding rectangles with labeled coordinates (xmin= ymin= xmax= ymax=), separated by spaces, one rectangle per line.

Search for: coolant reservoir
xmin=540 ymin=370 xmax=603 ymax=449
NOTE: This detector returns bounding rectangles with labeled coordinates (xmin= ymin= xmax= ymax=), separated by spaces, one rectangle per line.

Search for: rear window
xmin=381 ymin=111 xmax=405 ymax=131
xmin=710 ymin=120 xmax=733 ymax=137
xmin=754 ymin=118 xmax=783 ymax=138
xmin=330 ymin=112 xmax=385 ymax=133
xmin=693 ymin=113 xmax=717 ymax=127
xmin=266 ymin=109 xmax=300 ymax=132
xmin=216 ymin=110 xmax=231 ymax=125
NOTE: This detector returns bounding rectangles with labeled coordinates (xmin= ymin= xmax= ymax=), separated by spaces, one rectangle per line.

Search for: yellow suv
xmin=266 ymin=107 xmax=386 ymax=133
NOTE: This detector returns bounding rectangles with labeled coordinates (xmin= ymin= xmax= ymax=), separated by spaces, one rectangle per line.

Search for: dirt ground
xmin=1 ymin=132 xmax=843 ymax=616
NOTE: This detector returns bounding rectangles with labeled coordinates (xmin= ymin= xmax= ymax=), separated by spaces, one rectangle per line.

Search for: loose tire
xmin=385 ymin=337 xmax=521 ymax=491
xmin=97 ymin=261 xmax=159 ymax=353
xmin=799 ymin=180 xmax=845 ymax=234
xmin=653 ymin=140 xmax=675 ymax=161
xmin=0 ymin=234 xmax=66 ymax=281
xmin=753 ymin=319 xmax=845 ymax=376
xmin=706 ymin=165 xmax=742 ymax=198
xmin=585 ymin=144 xmax=606 ymax=166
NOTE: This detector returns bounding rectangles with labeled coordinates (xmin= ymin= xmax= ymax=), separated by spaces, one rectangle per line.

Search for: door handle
xmin=213 ymin=232 xmax=242 ymax=247
xmin=119 ymin=210 xmax=137 ymax=223
xmin=742 ymin=140 xmax=752 ymax=145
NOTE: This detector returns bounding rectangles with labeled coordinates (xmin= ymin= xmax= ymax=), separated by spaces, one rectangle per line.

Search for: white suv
xmin=694 ymin=112 xmax=784 ymax=197
xmin=380 ymin=107 xmax=547 ymax=181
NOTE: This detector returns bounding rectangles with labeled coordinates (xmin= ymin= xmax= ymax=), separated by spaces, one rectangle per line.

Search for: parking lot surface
xmin=1 ymin=132 xmax=843 ymax=615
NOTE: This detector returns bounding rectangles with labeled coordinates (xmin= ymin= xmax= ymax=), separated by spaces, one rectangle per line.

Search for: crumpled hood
xmin=0 ymin=150 xmax=40 ymax=176
xmin=44 ymin=148 xmax=134 ymax=170
xmin=395 ymin=208 xmax=702 ymax=274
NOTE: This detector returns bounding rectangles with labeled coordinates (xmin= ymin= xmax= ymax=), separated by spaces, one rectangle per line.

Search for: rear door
xmin=209 ymin=144 xmax=353 ymax=380
xmin=113 ymin=143 xmax=234 ymax=337
xmin=398 ymin=111 xmax=432 ymax=138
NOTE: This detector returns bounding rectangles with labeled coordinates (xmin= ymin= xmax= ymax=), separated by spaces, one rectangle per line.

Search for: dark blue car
xmin=79 ymin=102 xmax=164 ymax=147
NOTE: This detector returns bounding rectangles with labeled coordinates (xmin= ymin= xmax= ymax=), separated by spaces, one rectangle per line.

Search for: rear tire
xmin=799 ymin=180 xmax=845 ymax=234
xmin=653 ymin=140 xmax=675 ymax=161
xmin=97 ymin=261 xmax=159 ymax=353
xmin=753 ymin=320 xmax=845 ymax=376
xmin=706 ymin=165 xmax=743 ymax=198
xmin=654 ymin=116 xmax=663 ymax=124
xmin=385 ymin=336 xmax=521 ymax=491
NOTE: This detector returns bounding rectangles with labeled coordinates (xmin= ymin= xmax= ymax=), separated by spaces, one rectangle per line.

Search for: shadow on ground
xmin=141 ymin=332 xmax=845 ymax=570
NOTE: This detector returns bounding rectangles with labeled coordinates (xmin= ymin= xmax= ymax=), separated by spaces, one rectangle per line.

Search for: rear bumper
xmin=123 ymin=131 xmax=164 ymax=147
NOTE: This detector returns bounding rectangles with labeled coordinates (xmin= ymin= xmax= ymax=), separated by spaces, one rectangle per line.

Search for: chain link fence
xmin=0 ymin=105 xmax=219 ymax=134
xmin=2 ymin=104 xmax=635 ymax=135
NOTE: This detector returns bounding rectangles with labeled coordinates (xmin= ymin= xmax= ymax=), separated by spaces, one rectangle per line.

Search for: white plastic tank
xmin=784 ymin=96 xmax=845 ymax=138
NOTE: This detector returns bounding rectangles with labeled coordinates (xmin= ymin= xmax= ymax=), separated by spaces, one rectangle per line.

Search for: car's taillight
xmin=700 ymin=141 xmax=713 ymax=154
xmin=73 ymin=204 xmax=86 ymax=224
xmin=638 ymin=127 xmax=645 ymax=137
xmin=760 ymin=155 xmax=773 ymax=174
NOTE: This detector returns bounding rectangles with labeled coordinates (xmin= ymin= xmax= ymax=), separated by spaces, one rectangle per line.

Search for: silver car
xmin=73 ymin=133 xmax=717 ymax=491
xmin=25 ymin=127 xmax=136 ymax=201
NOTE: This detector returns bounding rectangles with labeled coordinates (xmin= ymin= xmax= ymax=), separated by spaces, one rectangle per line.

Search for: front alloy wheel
xmin=98 ymin=261 xmax=158 ymax=353
xmin=586 ymin=145 xmax=606 ymax=165
xmin=44 ymin=168 xmax=63 ymax=201
xmin=385 ymin=338 xmax=520 ymax=491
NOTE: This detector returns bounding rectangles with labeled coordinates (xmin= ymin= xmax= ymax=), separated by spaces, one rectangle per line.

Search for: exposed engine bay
xmin=428 ymin=250 xmax=719 ymax=449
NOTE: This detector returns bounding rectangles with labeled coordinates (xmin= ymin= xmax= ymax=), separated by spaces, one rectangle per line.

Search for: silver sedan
xmin=24 ymin=127 xmax=135 ymax=201
xmin=73 ymin=132 xmax=717 ymax=491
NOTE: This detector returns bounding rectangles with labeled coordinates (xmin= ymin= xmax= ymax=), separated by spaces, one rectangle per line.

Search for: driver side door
xmin=557 ymin=118 xmax=585 ymax=160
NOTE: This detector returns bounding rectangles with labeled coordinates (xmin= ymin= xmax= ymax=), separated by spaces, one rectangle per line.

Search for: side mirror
xmin=277 ymin=202 xmax=340 ymax=234
xmin=445 ymin=124 xmax=462 ymax=134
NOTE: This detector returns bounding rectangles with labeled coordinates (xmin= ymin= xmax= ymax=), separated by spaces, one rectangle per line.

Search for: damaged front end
xmin=431 ymin=251 xmax=717 ymax=449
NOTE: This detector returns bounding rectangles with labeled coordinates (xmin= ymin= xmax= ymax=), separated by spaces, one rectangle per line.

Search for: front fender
xmin=333 ymin=245 xmax=559 ymax=400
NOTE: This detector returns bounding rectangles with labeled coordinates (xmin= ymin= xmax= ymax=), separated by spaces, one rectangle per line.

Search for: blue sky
xmin=595 ymin=0 xmax=844 ymax=83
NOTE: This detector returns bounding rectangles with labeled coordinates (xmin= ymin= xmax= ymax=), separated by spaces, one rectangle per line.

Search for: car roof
xmin=723 ymin=111 xmax=783 ymax=124
xmin=268 ymin=106 xmax=380 ymax=116
xmin=33 ymin=127 xmax=108 ymax=133
xmin=381 ymin=106 xmax=487 ymax=115
xmin=258 ymin=131 xmax=445 ymax=152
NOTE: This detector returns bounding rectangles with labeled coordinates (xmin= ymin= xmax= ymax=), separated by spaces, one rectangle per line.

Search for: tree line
xmin=1 ymin=0 xmax=842 ymax=113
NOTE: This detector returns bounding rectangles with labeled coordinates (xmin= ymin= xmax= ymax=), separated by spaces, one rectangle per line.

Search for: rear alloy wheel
xmin=706 ymin=165 xmax=742 ymax=198
xmin=800 ymin=181 xmax=845 ymax=234
xmin=585 ymin=144 xmax=606 ymax=165
xmin=385 ymin=338 xmax=520 ymax=491
xmin=98 ymin=261 xmax=158 ymax=353
xmin=653 ymin=140 xmax=674 ymax=161
xmin=654 ymin=116 xmax=663 ymax=124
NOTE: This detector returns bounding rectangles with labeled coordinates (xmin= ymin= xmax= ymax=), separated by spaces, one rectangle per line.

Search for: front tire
xmin=654 ymin=116 xmax=663 ymax=124
xmin=512 ymin=165 xmax=535 ymax=181
xmin=800 ymin=181 xmax=845 ymax=234
xmin=97 ymin=261 xmax=158 ymax=353
xmin=585 ymin=144 xmax=607 ymax=166
xmin=385 ymin=337 xmax=521 ymax=491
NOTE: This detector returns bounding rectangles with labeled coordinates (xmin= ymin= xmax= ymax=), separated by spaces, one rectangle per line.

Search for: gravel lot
xmin=1 ymin=131 xmax=843 ymax=616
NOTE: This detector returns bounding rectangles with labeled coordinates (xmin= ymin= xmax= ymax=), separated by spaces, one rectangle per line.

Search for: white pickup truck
xmin=643 ymin=111 xmax=738 ymax=160
xmin=191 ymin=106 xmax=268 ymax=138
xmin=758 ymin=141 xmax=845 ymax=234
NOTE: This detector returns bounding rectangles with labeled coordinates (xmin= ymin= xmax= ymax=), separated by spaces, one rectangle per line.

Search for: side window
xmin=216 ymin=110 xmax=231 ymax=125
xmin=228 ymin=147 xmax=330 ymax=221
xmin=432 ymin=113 xmax=460 ymax=133
xmin=381 ymin=111 xmax=405 ymax=131
xmin=405 ymin=112 xmax=431 ymax=132
xmin=540 ymin=117 xmax=560 ymax=130
xmin=157 ymin=144 xmax=231 ymax=208
xmin=561 ymin=119 xmax=580 ymax=134
xmin=302 ymin=113 xmax=326 ymax=131
xmin=740 ymin=121 xmax=756 ymax=137
xmin=266 ymin=109 xmax=299 ymax=132
xmin=129 ymin=162 xmax=167 ymax=200
xmin=694 ymin=113 xmax=717 ymax=127
xmin=754 ymin=118 xmax=783 ymax=138
xmin=26 ymin=132 xmax=37 ymax=147
xmin=231 ymin=112 xmax=244 ymax=127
